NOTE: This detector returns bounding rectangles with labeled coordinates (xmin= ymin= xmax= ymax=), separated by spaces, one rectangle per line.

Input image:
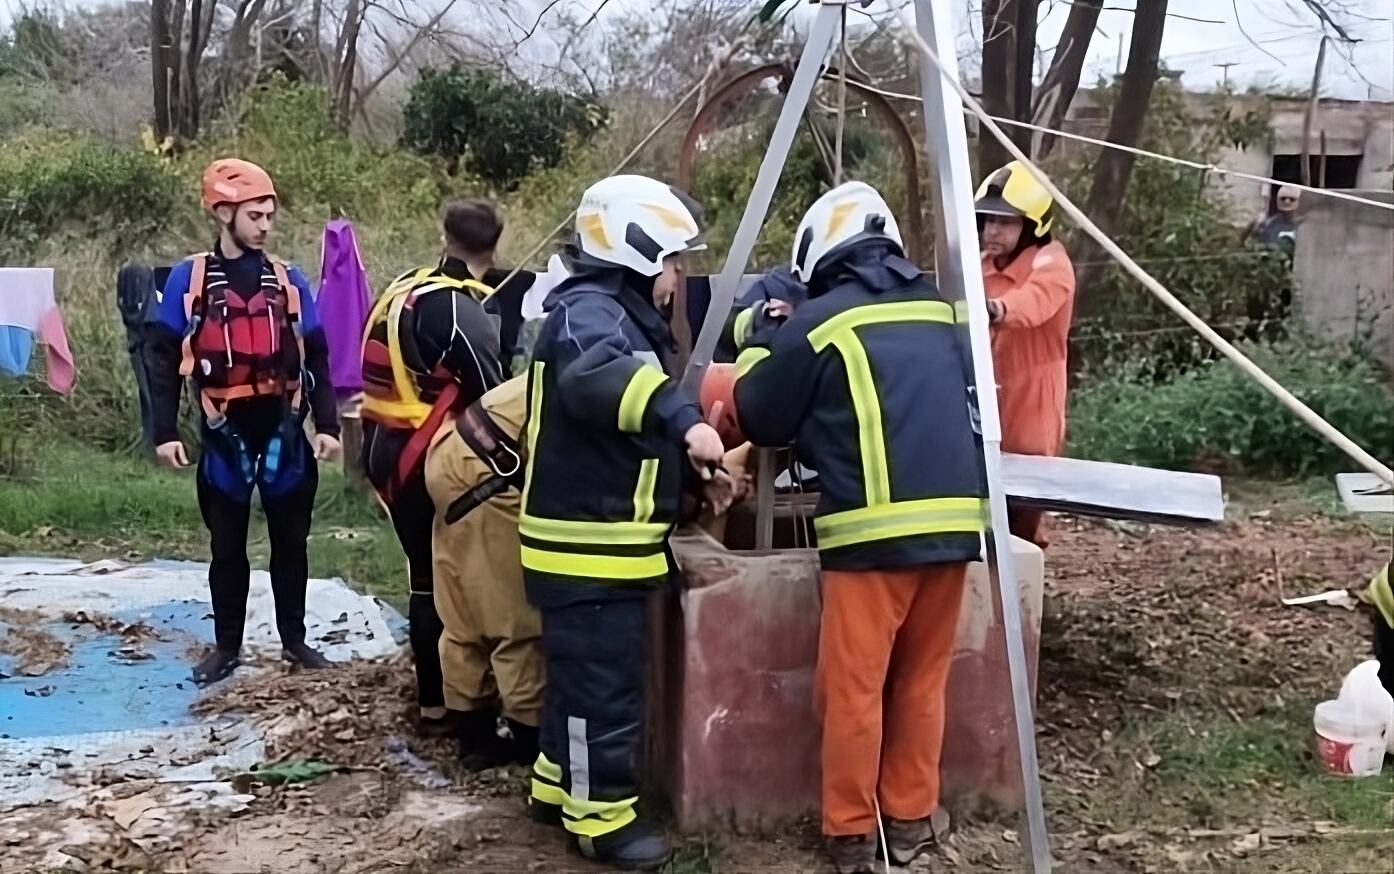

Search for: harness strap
xmin=178 ymin=253 xmax=210 ymax=379
xmin=389 ymin=382 xmax=460 ymax=503
xmin=443 ymin=403 xmax=525 ymax=524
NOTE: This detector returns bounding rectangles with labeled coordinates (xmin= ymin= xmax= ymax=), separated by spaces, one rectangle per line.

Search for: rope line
xmin=838 ymin=77 xmax=1394 ymax=213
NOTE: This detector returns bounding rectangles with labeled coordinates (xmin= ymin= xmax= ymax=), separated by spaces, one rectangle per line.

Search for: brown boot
xmin=882 ymin=808 xmax=951 ymax=866
xmin=826 ymin=835 xmax=876 ymax=874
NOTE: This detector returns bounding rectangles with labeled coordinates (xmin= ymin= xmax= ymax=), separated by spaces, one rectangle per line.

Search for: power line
xmin=839 ymin=78 xmax=1394 ymax=212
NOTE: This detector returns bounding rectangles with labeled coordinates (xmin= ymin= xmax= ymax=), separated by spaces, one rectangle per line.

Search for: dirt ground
xmin=2 ymin=510 xmax=1390 ymax=874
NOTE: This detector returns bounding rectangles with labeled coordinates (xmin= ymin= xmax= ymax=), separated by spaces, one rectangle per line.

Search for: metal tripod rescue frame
xmin=680 ymin=1 xmax=1055 ymax=871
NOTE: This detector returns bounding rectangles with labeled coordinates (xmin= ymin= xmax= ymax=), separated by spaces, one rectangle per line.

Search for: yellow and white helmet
xmin=573 ymin=175 xmax=706 ymax=277
xmin=792 ymin=181 xmax=904 ymax=283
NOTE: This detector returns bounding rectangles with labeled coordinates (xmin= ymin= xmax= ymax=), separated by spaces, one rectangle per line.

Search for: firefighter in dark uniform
xmin=731 ymin=182 xmax=986 ymax=874
xmin=359 ymin=200 xmax=504 ymax=738
xmin=521 ymin=175 xmax=725 ymax=870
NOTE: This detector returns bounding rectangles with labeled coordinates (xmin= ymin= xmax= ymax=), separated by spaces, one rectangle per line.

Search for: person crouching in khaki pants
xmin=424 ymin=375 xmax=543 ymax=768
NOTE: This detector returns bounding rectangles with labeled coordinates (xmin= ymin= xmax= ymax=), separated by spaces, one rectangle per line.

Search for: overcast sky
xmin=4 ymin=0 xmax=1389 ymax=100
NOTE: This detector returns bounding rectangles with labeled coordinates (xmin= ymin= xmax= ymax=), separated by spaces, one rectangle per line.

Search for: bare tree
xmin=1074 ymin=0 xmax=1170 ymax=314
xmin=978 ymin=0 xmax=1040 ymax=172
xmin=1032 ymin=0 xmax=1102 ymax=158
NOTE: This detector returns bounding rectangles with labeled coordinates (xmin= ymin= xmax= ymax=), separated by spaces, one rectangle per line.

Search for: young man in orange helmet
xmin=148 ymin=158 xmax=342 ymax=686
xmin=975 ymin=161 xmax=1076 ymax=547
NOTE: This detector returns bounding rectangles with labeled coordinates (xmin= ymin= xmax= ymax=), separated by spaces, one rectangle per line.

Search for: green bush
xmin=0 ymin=128 xmax=179 ymax=256
xmin=1058 ymin=83 xmax=1289 ymax=380
xmin=401 ymin=66 xmax=606 ymax=189
xmin=1068 ymin=341 xmax=1394 ymax=475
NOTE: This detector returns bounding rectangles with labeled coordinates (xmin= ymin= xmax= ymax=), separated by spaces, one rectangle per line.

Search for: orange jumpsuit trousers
xmin=982 ymin=240 xmax=1076 ymax=546
xmin=816 ymin=564 xmax=967 ymax=837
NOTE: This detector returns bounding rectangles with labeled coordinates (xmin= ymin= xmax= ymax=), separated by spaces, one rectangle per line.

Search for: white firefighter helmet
xmin=573 ymin=175 xmax=706 ymax=277
xmin=791 ymin=181 xmax=903 ymax=283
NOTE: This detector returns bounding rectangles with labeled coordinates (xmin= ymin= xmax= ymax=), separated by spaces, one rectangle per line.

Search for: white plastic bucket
xmin=1338 ymin=660 xmax=1394 ymax=755
xmin=1313 ymin=699 xmax=1387 ymax=778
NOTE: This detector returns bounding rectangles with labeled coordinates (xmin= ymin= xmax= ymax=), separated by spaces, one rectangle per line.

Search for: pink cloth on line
xmin=39 ymin=306 xmax=76 ymax=395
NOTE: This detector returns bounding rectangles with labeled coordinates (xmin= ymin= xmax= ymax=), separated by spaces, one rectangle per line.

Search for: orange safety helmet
xmin=699 ymin=363 xmax=746 ymax=450
xmin=202 ymin=159 xmax=277 ymax=212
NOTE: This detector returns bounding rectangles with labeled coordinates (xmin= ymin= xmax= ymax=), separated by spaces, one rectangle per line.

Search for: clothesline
xmin=835 ymin=78 xmax=1394 ymax=213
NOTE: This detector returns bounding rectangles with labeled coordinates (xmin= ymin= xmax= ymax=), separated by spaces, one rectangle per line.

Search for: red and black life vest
xmin=178 ymin=252 xmax=305 ymax=421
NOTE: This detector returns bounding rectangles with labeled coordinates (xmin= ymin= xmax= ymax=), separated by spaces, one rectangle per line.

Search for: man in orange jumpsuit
xmin=975 ymin=161 xmax=1076 ymax=546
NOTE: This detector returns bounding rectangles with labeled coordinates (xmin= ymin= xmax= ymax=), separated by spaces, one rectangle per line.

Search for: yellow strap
xmin=617 ymin=365 xmax=668 ymax=433
xmin=814 ymin=497 xmax=986 ymax=551
xmin=734 ymin=346 xmax=770 ymax=380
xmin=520 ymin=545 xmax=668 ymax=581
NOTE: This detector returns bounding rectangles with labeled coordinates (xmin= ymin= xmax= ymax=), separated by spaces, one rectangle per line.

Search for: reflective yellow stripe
xmin=831 ymin=334 xmax=889 ymax=504
xmin=618 ymin=365 xmax=668 ymax=433
xmin=531 ymin=779 xmax=567 ymax=807
xmin=815 ymin=497 xmax=986 ymax=551
xmin=734 ymin=346 xmax=770 ymax=379
xmin=633 ymin=459 xmax=659 ymax=523
xmin=1367 ymin=564 xmax=1394 ymax=628
xmin=563 ymin=797 xmax=639 ymax=838
xmin=520 ymin=546 xmax=668 ymax=580
xmin=954 ymin=299 xmax=971 ymax=324
xmin=733 ymin=306 xmax=756 ymax=347
xmin=807 ymin=300 xmax=955 ymax=351
xmin=534 ymin=753 xmax=563 ymax=783
xmin=519 ymin=513 xmax=668 ymax=545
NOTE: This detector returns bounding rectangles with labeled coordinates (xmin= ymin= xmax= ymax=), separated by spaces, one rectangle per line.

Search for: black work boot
xmin=417 ymin=710 xmax=462 ymax=739
xmin=585 ymin=820 xmax=672 ymax=871
xmin=826 ymin=835 xmax=876 ymax=874
xmin=282 ymin=641 xmax=333 ymax=670
xmin=506 ymin=719 xmax=540 ymax=766
xmin=192 ymin=647 xmax=241 ymax=686
xmin=527 ymin=797 xmax=563 ymax=827
xmin=456 ymin=710 xmax=513 ymax=771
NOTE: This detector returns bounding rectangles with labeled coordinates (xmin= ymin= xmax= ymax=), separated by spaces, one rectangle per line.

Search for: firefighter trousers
xmin=424 ymin=428 xmax=543 ymax=724
xmin=816 ymin=564 xmax=967 ymax=837
xmin=530 ymin=596 xmax=648 ymax=853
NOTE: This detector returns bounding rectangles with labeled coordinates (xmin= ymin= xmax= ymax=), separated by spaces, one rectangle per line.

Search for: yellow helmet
xmin=974 ymin=161 xmax=1055 ymax=238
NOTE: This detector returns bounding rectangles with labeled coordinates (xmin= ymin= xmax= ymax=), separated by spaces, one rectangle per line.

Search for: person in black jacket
xmin=733 ymin=181 xmax=986 ymax=874
xmin=359 ymin=199 xmax=509 ymax=739
xmin=148 ymin=159 xmax=341 ymax=687
xmin=521 ymin=175 xmax=726 ymax=871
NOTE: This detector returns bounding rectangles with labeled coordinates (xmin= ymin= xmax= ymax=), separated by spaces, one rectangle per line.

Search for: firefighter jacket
xmin=520 ymin=267 xmax=704 ymax=608
xmin=733 ymin=241 xmax=986 ymax=571
xmin=981 ymin=240 xmax=1075 ymax=458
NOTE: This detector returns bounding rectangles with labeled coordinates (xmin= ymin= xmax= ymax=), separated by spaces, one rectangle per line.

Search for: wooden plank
xmin=1335 ymin=473 xmax=1394 ymax=515
xmin=1000 ymin=454 xmax=1224 ymax=526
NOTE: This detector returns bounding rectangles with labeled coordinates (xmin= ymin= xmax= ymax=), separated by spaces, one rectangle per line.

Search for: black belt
xmin=443 ymin=402 xmax=524 ymax=524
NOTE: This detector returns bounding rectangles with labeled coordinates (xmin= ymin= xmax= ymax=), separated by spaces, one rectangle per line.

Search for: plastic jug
xmin=1313 ymin=698 xmax=1387 ymax=777
xmin=1338 ymin=659 xmax=1394 ymax=755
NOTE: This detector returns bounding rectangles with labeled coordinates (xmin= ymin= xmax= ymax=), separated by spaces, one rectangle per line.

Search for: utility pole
xmin=1215 ymin=61 xmax=1238 ymax=90
xmin=1301 ymin=36 xmax=1328 ymax=188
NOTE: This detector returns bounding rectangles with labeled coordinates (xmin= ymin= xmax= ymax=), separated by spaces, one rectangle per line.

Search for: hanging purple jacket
xmin=316 ymin=219 xmax=372 ymax=400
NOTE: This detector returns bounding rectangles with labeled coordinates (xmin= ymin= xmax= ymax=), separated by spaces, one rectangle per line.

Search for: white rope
xmin=839 ymin=78 xmax=1394 ymax=213
xmin=873 ymin=797 xmax=892 ymax=874
xmin=901 ymin=17 xmax=1394 ymax=487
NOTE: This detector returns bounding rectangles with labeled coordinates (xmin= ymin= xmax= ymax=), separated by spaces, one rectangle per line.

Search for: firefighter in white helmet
xmin=521 ymin=175 xmax=728 ymax=870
